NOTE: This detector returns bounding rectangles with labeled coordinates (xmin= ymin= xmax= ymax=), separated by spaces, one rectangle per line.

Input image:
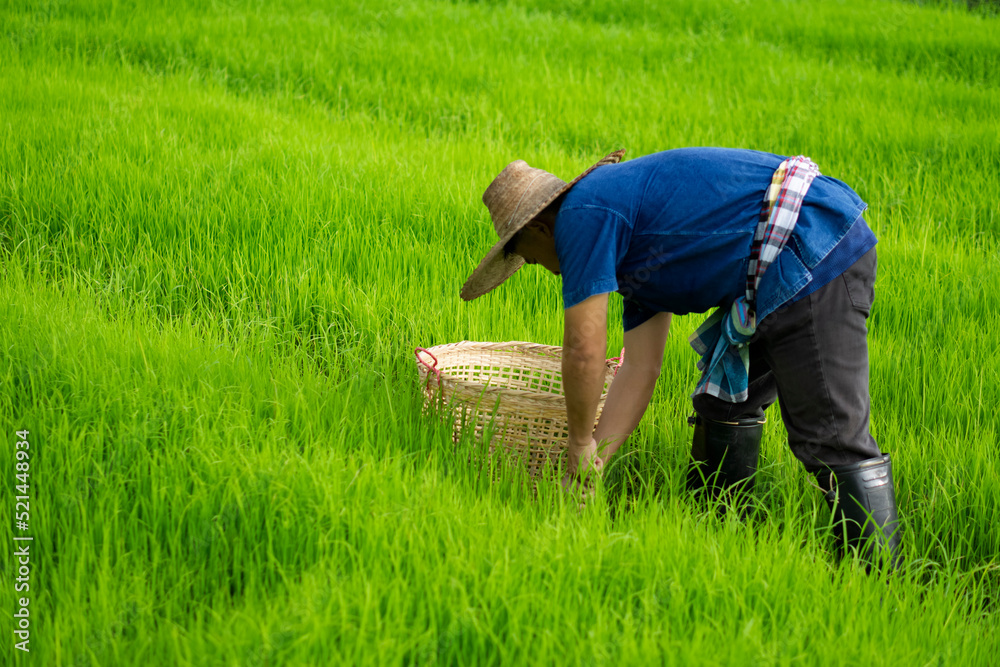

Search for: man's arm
xmin=594 ymin=311 xmax=672 ymax=462
xmin=562 ymin=292 xmax=610 ymax=477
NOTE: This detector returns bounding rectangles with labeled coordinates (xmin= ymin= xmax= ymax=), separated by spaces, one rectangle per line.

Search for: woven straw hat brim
xmin=460 ymin=149 xmax=625 ymax=301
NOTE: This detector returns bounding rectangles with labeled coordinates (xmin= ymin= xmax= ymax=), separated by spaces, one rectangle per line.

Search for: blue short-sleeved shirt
xmin=553 ymin=148 xmax=875 ymax=331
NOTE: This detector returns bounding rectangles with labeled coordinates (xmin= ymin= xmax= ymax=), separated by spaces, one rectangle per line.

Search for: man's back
xmin=554 ymin=147 xmax=871 ymax=325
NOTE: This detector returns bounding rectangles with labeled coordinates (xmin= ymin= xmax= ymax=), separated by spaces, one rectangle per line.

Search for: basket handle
xmin=414 ymin=347 xmax=442 ymax=391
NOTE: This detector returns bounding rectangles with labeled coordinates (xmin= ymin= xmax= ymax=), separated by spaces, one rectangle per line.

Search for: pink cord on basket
xmin=608 ymin=347 xmax=625 ymax=377
xmin=414 ymin=347 xmax=442 ymax=391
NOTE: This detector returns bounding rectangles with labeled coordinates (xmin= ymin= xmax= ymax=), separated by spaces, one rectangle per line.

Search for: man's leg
xmin=755 ymin=248 xmax=900 ymax=567
xmin=754 ymin=249 xmax=880 ymax=471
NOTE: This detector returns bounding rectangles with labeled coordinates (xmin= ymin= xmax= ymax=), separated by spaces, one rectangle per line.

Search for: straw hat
xmin=460 ymin=149 xmax=626 ymax=301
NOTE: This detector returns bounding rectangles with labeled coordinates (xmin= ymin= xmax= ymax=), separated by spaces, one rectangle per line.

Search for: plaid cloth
xmin=689 ymin=156 xmax=820 ymax=403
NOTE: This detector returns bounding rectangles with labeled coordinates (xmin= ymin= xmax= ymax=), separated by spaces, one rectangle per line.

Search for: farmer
xmin=461 ymin=148 xmax=901 ymax=568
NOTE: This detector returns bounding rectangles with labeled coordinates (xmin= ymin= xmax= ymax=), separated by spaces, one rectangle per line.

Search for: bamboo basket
xmin=414 ymin=341 xmax=620 ymax=479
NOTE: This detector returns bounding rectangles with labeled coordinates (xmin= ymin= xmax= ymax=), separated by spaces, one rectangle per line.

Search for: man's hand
xmin=563 ymin=436 xmax=603 ymax=494
xmin=566 ymin=436 xmax=603 ymax=478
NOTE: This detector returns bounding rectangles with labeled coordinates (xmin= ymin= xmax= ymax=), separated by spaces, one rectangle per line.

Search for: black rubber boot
xmin=817 ymin=454 xmax=902 ymax=571
xmin=686 ymin=413 xmax=765 ymax=505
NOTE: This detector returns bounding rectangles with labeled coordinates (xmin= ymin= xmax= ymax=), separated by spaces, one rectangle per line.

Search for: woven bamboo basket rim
xmin=414 ymin=340 xmax=621 ymax=413
xmin=415 ymin=340 xmax=619 ymax=394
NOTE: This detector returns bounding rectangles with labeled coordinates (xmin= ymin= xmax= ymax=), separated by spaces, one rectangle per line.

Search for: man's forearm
xmin=594 ymin=311 xmax=671 ymax=461
xmin=562 ymin=293 xmax=610 ymax=449
xmin=562 ymin=344 xmax=607 ymax=446
xmin=593 ymin=361 xmax=660 ymax=460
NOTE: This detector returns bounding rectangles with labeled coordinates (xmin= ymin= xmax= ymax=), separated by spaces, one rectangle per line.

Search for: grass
xmin=1 ymin=0 xmax=999 ymax=664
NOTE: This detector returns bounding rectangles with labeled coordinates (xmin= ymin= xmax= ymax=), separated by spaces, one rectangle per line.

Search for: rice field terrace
xmin=2 ymin=0 xmax=999 ymax=664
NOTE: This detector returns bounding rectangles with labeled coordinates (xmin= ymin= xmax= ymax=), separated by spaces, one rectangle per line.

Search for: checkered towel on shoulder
xmin=689 ymin=156 xmax=820 ymax=403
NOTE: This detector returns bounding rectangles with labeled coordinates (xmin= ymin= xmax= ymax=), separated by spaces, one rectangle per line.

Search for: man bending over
xmin=461 ymin=147 xmax=901 ymax=569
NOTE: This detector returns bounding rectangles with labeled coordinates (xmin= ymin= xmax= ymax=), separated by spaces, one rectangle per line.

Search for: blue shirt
xmin=553 ymin=148 xmax=875 ymax=331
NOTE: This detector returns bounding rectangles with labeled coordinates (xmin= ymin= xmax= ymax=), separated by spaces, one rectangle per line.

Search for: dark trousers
xmin=692 ymin=248 xmax=881 ymax=473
